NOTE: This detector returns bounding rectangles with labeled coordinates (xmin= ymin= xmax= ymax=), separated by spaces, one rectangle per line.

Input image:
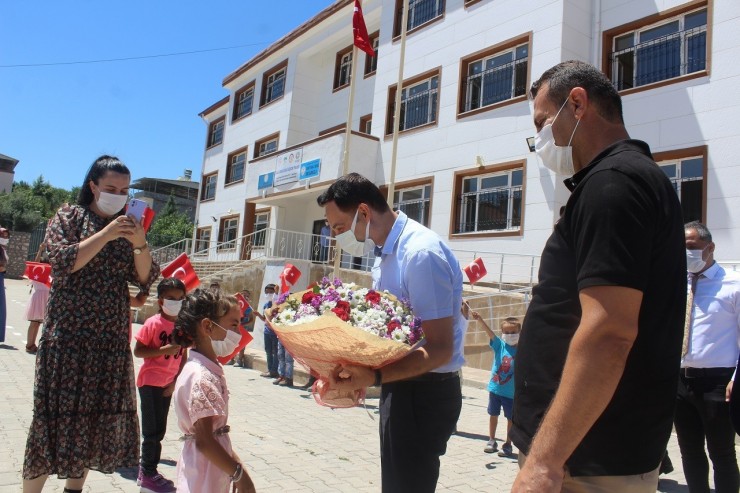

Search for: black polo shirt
xmin=511 ymin=140 xmax=686 ymax=476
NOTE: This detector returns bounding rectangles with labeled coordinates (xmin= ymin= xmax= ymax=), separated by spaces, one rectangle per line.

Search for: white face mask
xmin=502 ymin=333 xmax=520 ymax=346
xmin=335 ymin=208 xmax=375 ymax=257
xmin=0 ymin=238 xmax=8 ymax=246
xmin=210 ymin=321 xmax=241 ymax=357
xmin=534 ymin=98 xmax=580 ymax=176
xmin=161 ymin=299 xmax=183 ymax=317
xmin=686 ymin=248 xmax=708 ymax=274
xmin=95 ymin=190 xmax=128 ymax=216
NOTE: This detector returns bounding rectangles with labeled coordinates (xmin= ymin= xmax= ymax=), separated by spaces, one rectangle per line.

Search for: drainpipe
xmin=592 ymin=0 xmax=602 ymax=67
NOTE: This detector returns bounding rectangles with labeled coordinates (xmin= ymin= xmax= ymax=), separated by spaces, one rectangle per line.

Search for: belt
xmin=680 ymin=367 xmax=735 ymax=378
xmin=180 ymin=425 xmax=230 ymax=441
xmin=409 ymin=371 xmax=459 ymax=382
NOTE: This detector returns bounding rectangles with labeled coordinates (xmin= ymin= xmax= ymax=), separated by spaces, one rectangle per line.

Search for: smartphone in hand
xmin=126 ymin=198 xmax=147 ymax=222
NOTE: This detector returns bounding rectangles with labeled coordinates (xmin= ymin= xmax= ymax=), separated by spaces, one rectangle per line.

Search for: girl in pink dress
xmin=172 ymin=289 xmax=255 ymax=493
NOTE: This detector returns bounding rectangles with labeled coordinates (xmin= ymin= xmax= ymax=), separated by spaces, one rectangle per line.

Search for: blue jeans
xmin=264 ymin=329 xmax=278 ymax=375
xmin=277 ymin=340 xmax=293 ymax=378
xmin=0 ymin=272 xmax=6 ymax=343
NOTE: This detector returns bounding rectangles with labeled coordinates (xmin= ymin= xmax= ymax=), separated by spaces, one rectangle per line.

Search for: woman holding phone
xmin=22 ymin=155 xmax=160 ymax=493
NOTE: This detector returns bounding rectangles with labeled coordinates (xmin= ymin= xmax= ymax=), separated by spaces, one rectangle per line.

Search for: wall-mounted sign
xmin=274 ymin=148 xmax=303 ymax=186
xmin=299 ymin=158 xmax=321 ymax=180
xmin=258 ymin=172 xmax=274 ymax=190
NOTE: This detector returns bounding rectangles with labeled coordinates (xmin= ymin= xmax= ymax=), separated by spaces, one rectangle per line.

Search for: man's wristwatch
xmin=133 ymin=243 xmax=149 ymax=255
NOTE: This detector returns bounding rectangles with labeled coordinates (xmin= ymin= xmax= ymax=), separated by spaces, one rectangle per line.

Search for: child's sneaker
xmin=498 ymin=443 xmax=514 ymax=457
xmin=484 ymin=439 xmax=498 ymax=453
xmin=140 ymin=472 xmax=176 ymax=493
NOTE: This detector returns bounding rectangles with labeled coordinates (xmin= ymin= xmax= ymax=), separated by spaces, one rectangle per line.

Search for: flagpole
xmin=386 ymin=0 xmax=410 ymax=209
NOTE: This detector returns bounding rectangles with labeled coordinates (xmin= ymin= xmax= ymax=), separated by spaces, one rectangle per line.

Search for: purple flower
xmin=333 ymin=278 xmax=343 ymax=288
xmin=321 ymin=276 xmax=331 ymax=288
xmin=277 ymin=293 xmax=290 ymax=304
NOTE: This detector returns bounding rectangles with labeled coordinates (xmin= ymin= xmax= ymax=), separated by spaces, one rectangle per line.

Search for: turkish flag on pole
xmin=464 ymin=257 xmax=487 ymax=285
xmin=234 ymin=293 xmax=252 ymax=318
xmin=23 ymin=261 xmax=52 ymax=287
xmin=217 ymin=326 xmax=254 ymax=365
xmin=279 ymin=263 xmax=302 ymax=294
xmin=161 ymin=253 xmax=200 ymax=292
xmin=353 ymin=0 xmax=375 ymax=56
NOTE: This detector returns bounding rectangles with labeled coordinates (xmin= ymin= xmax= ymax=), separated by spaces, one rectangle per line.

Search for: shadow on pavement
xmin=657 ymin=478 xmax=690 ymax=492
xmin=0 ymin=344 xmax=19 ymax=350
xmin=453 ymin=430 xmax=489 ymax=441
xmin=116 ymin=466 xmax=138 ymax=481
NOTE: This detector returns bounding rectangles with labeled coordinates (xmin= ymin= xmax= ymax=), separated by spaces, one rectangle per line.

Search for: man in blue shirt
xmin=318 ymin=173 xmax=465 ymax=493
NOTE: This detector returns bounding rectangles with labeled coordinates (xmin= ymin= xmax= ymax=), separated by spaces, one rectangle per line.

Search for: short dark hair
xmin=172 ymin=289 xmax=237 ymax=348
xmin=77 ymin=155 xmax=131 ymax=206
xmin=264 ymin=284 xmax=276 ymax=292
xmin=317 ymin=173 xmax=391 ymax=214
xmin=530 ymin=60 xmax=623 ymax=124
xmin=501 ymin=317 xmax=522 ymax=331
xmin=685 ymin=220 xmax=712 ymax=243
xmin=157 ymin=277 xmax=186 ymax=298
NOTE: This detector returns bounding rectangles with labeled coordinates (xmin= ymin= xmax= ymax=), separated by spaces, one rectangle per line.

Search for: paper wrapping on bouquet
xmin=216 ymin=326 xmax=254 ymax=365
xmin=268 ymin=312 xmax=413 ymax=408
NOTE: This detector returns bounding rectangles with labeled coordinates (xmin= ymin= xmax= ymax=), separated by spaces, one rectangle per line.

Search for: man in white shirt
xmin=676 ymin=221 xmax=740 ymax=492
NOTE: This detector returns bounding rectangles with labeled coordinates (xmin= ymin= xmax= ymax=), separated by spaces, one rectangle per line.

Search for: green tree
xmin=146 ymin=195 xmax=194 ymax=247
xmin=0 ymin=176 xmax=77 ymax=231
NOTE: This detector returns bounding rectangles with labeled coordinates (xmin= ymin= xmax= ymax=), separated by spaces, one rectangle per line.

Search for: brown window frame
xmin=364 ymin=32 xmax=380 ymax=77
xmin=200 ymin=172 xmax=218 ymax=202
xmin=385 ymin=67 xmax=442 ymax=136
xmin=464 ymin=0 xmax=485 ymax=6
xmin=653 ymin=145 xmax=708 ymax=224
xmin=217 ymin=214 xmax=240 ymax=251
xmin=232 ymin=81 xmax=256 ymax=122
xmin=393 ymin=0 xmax=446 ymax=39
xmin=254 ymin=132 xmax=280 ymax=159
xmin=457 ymin=33 xmax=531 ymax=119
xmin=359 ymin=114 xmax=373 ymax=135
xmin=333 ymin=45 xmax=353 ymax=91
xmin=393 ymin=178 xmax=434 ymax=227
xmin=449 ymin=160 xmax=526 ymax=239
xmin=195 ymin=226 xmax=212 ymax=253
xmin=602 ymin=1 xmax=711 ymax=96
xmin=252 ymin=208 xmax=271 ymax=248
xmin=260 ymin=59 xmax=288 ymax=108
xmin=225 ymin=146 xmax=248 ymax=186
xmin=206 ymin=116 xmax=225 ymax=149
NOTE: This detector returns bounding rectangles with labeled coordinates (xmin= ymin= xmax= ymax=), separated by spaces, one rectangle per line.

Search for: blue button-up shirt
xmin=372 ymin=212 xmax=466 ymax=372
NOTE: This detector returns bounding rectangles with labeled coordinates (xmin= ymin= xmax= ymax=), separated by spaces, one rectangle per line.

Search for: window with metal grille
xmin=195 ymin=227 xmax=211 ymax=252
xmin=253 ymin=211 xmax=270 ymax=247
xmin=387 ymin=74 xmax=439 ymax=134
xmin=334 ymin=48 xmax=353 ymax=89
xmin=255 ymin=135 xmax=279 ymax=158
xmin=226 ymin=150 xmax=246 ymax=184
xmin=233 ymin=84 xmax=254 ymax=121
xmin=261 ymin=61 xmax=287 ymax=106
xmin=201 ymin=173 xmax=217 ymax=201
xmin=463 ymin=43 xmax=528 ymax=113
xmin=394 ymin=0 xmax=445 ymax=36
xmin=659 ymin=157 xmax=703 ymax=223
xmin=393 ymin=184 xmax=431 ymax=227
xmin=218 ymin=216 xmax=239 ymax=250
xmin=207 ymin=118 xmax=224 ymax=148
xmin=364 ymin=35 xmax=379 ymax=76
xmin=456 ymin=169 xmax=523 ymax=233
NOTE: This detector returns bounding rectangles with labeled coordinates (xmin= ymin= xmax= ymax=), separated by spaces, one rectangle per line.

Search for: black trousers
xmin=674 ymin=370 xmax=740 ymax=493
xmin=139 ymin=385 xmax=172 ymax=476
xmin=380 ymin=374 xmax=462 ymax=493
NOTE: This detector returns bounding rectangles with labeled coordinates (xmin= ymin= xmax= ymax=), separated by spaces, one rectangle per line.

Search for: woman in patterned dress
xmin=22 ymin=155 xmax=160 ymax=493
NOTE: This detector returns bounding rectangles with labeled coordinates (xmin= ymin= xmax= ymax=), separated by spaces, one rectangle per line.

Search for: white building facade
xmin=194 ymin=0 xmax=739 ymax=274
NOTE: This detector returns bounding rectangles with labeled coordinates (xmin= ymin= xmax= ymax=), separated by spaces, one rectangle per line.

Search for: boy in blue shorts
xmin=472 ymin=311 xmax=520 ymax=457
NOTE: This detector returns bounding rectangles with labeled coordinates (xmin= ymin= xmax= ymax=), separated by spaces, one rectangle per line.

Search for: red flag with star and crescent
xmin=23 ymin=261 xmax=52 ymax=287
xmin=216 ymin=292 xmax=255 ymax=364
xmin=161 ymin=253 xmax=200 ymax=292
xmin=279 ymin=263 xmax=302 ymax=294
xmin=464 ymin=257 xmax=487 ymax=285
xmin=353 ymin=0 xmax=375 ymax=56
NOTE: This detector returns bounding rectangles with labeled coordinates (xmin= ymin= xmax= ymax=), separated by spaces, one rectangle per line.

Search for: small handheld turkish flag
xmin=464 ymin=257 xmax=487 ymax=285
xmin=23 ymin=261 xmax=52 ymax=287
xmin=161 ymin=253 xmax=200 ymax=292
xmin=216 ymin=326 xmax=254 ymax=365
xmin=353 ymin=0 xmax=375 ymax=56
xmin=234 ymin=293 xmax=252 ymax=317
xmin=279 ymin=263 xmax=302 ymax=294
xmin=124 ymin=203 xmax=156 ymax=233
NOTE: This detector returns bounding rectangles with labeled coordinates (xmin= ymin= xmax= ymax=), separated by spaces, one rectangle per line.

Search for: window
xmin=459 ymin=37 xmax=530 ymax=115
xmin=394 ymin=0 xmax=445 ymax=37
xmin=233 ymin=82 xmax=255 ymax=121
xmin=218 ymin=216 xmax=239 ymax=250
xmin=655 ymin=147 xmax=706 ymax=223
xmin=359 ymin=114 xmax=372 ymax=134
xmin=260 ymin=60 xmax=287 ymax=107
xmin=254 ymin=133 xmax=279 ymax=158
xmin=225 ymin=148 xmax=247 ymax=185
xmin=606 ymin=5 xmax=708 ymax=91
xmin=364 ymin=33 xmax=380 ymax=76
xmin=454 ymin=166 xmax=524 ymax=234
xmin=334 ymin=46 xmax=353 ymax=90
xmin=206 ymin=117 xmax=225 ymax=148
xmin=201 ymin=172 xmax=217 ymax=201
xmin=386 ymin=70 xmax=440 ymax=134
xmin=195 ymin=227 xmax=211 ymax=253
xmin=253 ymin=211 xmax=270 ymax=247
xmin=394 ymin=184 xmax=432 ymax=227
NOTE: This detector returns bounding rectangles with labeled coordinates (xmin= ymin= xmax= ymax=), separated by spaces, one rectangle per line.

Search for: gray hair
xmin=685 ymin=221 xmax=712 ymax=242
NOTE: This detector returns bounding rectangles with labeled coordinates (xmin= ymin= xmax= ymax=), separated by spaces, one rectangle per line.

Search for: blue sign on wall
xmin=258 ymin=172 xmax=274 ymax=190
xmin=299 ymin=158 xmax=321 ymax=180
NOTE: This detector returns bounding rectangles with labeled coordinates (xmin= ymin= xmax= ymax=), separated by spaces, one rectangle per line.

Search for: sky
xmin=0 ymin=1 xmax=332 ymax=191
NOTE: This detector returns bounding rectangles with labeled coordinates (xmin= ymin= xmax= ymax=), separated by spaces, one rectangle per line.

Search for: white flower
xmin=391 ymin=329 xmax=405 ymax=342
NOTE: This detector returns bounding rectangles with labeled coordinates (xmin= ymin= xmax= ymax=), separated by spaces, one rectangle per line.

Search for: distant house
xmin=0 ymin=153 xmax=19 ymax=194
xmin=130 ymin=170 xmax=199 ymax=221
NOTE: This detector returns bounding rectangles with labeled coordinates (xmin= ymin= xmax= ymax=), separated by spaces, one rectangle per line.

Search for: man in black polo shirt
xmin=510 ymin=61 xmax=686 ymax=492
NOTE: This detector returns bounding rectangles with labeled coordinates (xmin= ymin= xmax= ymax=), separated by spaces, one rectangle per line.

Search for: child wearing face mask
xmin=133 ymin=277 xmax=186 ymax=493
xmin=255 ymin=283 xmax=279 ymax=378
xmin=172 ymin=289 xmax=256 ymax=493
xmin=471 ymin=310 xmax=521 ymax=458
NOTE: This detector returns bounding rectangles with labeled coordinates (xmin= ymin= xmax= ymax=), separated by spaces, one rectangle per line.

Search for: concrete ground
xmin=0 ymin=278 xmax=710 ymax=491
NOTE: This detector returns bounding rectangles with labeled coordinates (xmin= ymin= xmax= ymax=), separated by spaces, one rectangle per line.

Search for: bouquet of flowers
xmin=268 ymin=277 xmax=423 ymax=407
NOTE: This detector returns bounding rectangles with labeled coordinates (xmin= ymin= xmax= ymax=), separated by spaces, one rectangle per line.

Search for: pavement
xmin=0 ymin=278 xmax=712 ymax=492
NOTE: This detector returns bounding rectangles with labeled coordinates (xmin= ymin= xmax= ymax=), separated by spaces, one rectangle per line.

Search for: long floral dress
xmin=22 ymin=204 xmax=159 ymax=480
